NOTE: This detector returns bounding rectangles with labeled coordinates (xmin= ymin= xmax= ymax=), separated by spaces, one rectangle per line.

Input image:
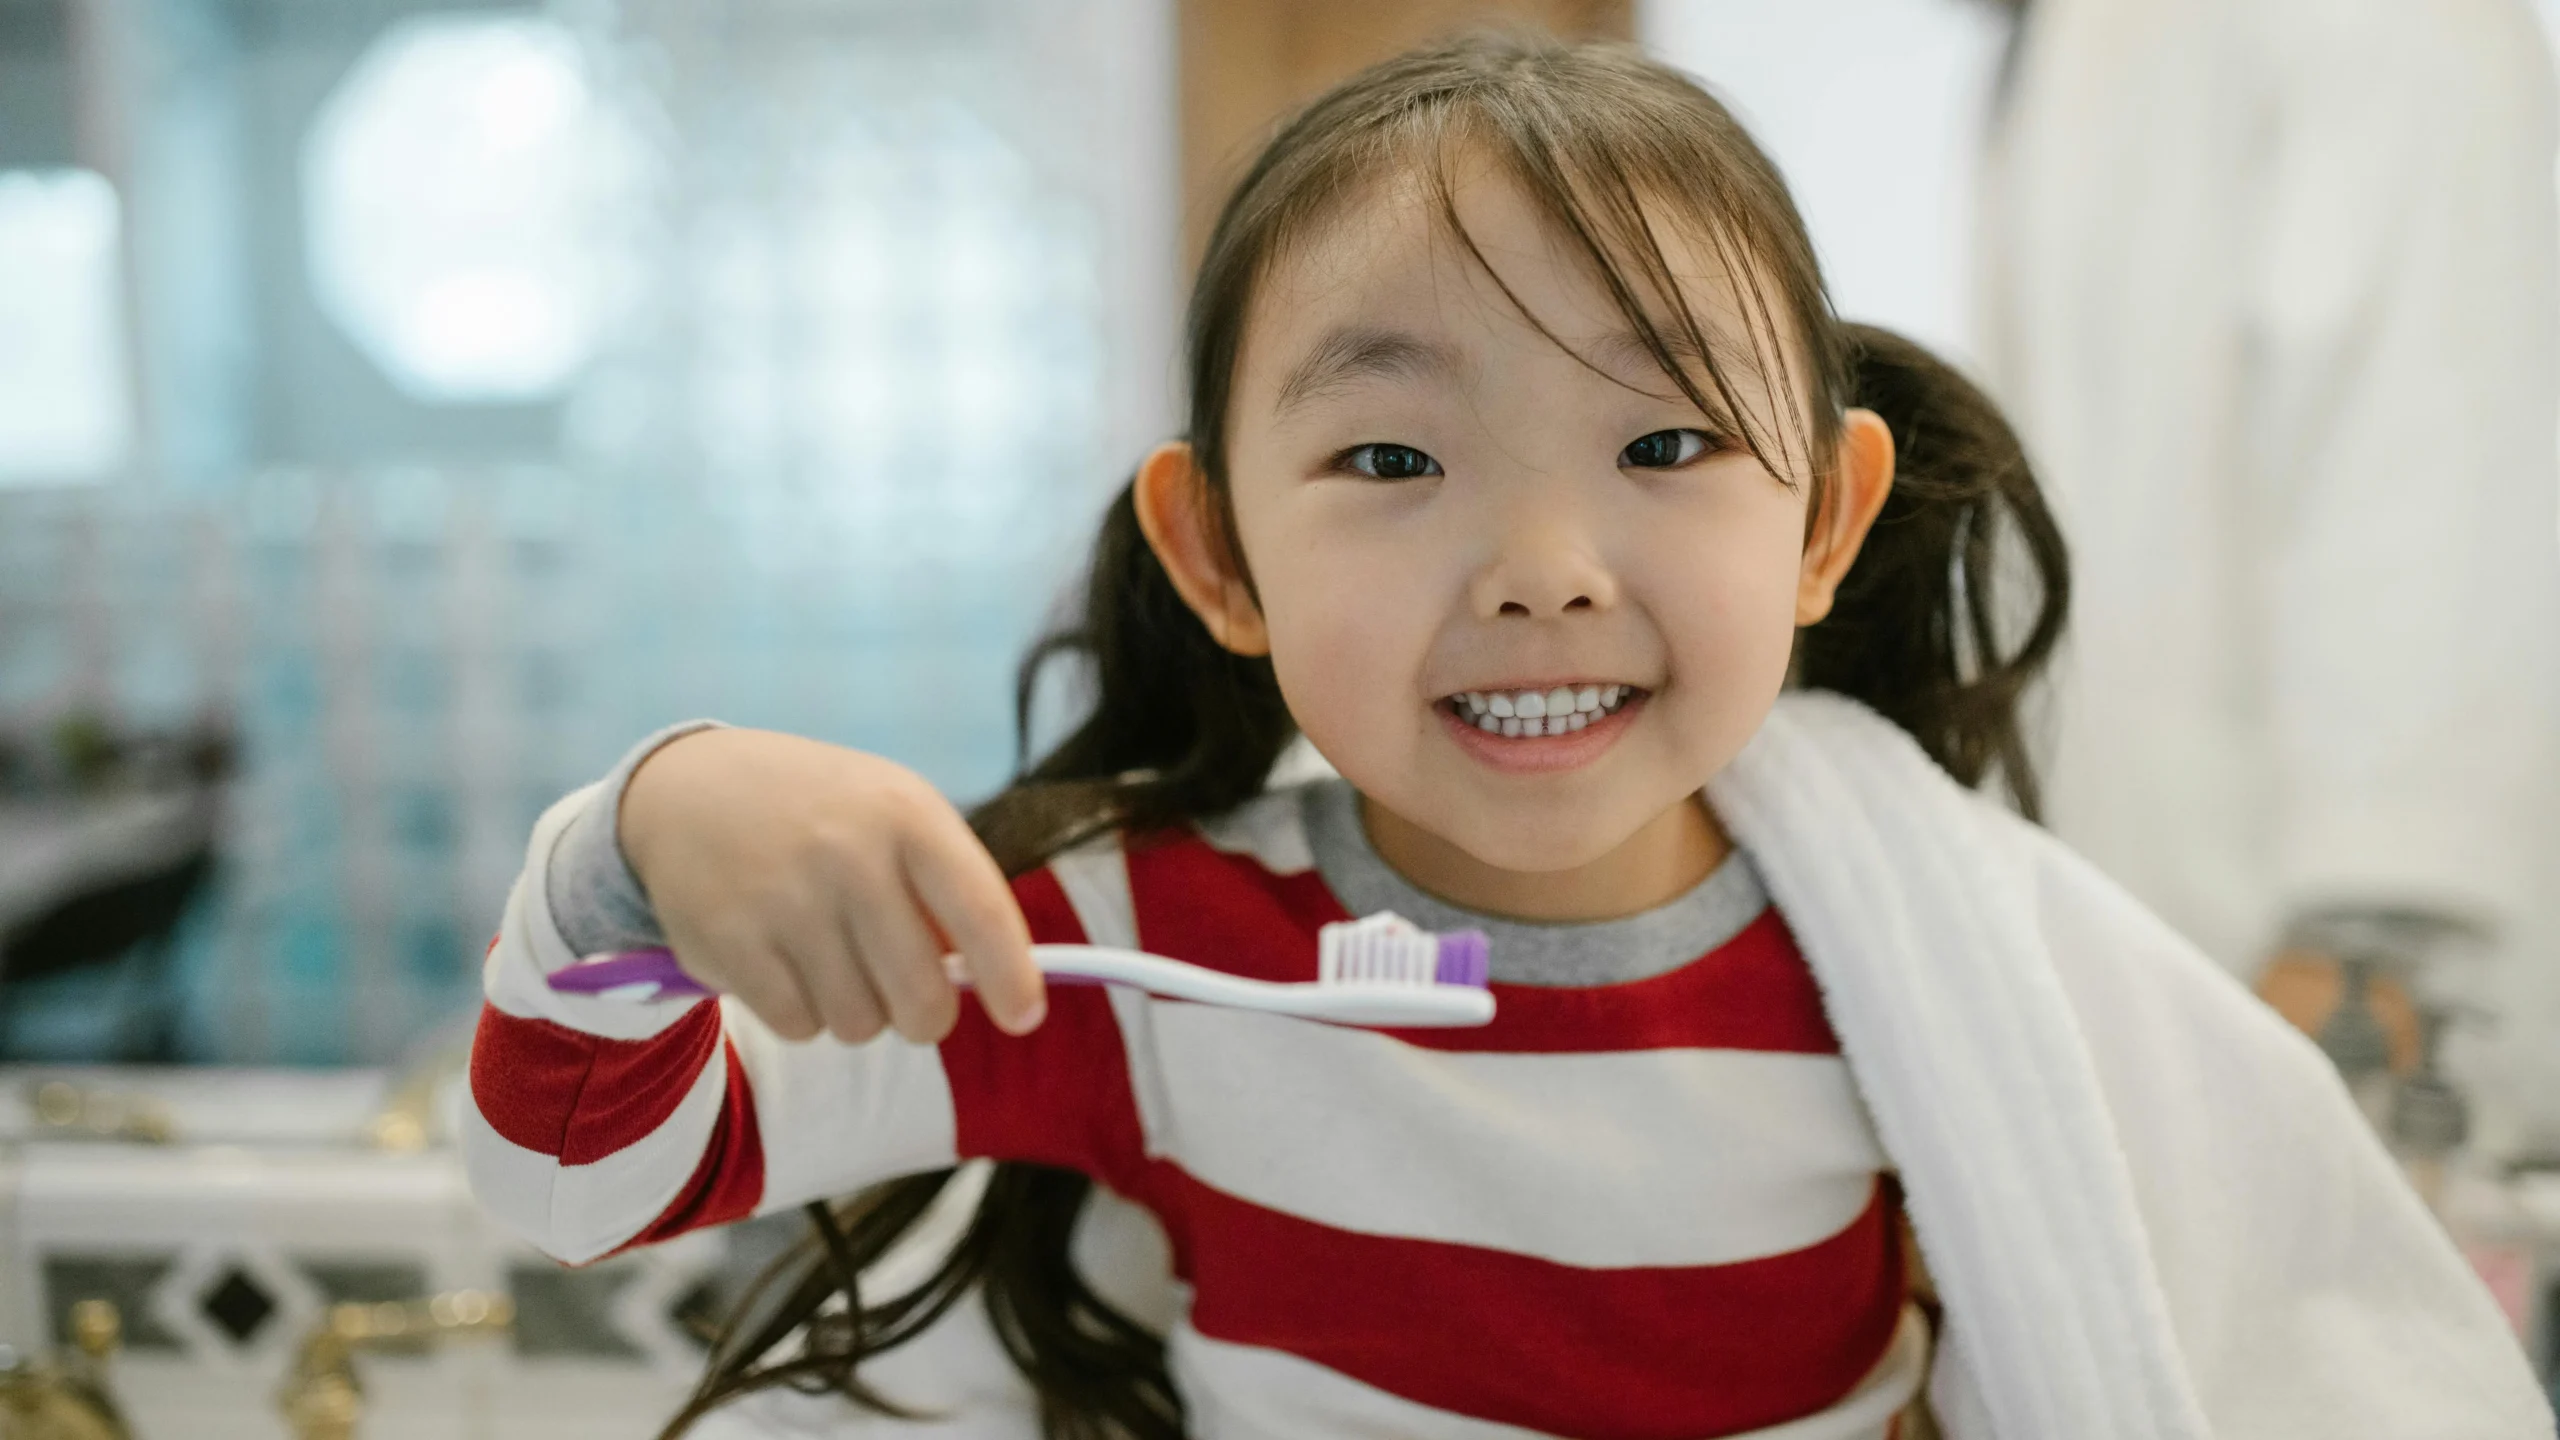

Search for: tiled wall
xmin=0 ymin=0 xmax=1177 ymax=1064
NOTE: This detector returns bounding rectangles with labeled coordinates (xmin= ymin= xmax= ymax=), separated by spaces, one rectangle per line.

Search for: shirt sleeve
xmin=543 ymin=718 xmax=723 ymax=955
xmin=461 ymin=766 xmax=1142 ymax=1264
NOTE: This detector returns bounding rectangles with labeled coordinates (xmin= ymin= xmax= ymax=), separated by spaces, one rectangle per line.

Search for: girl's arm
xmin=461 ymin=733 xmax=1122 ymax=1265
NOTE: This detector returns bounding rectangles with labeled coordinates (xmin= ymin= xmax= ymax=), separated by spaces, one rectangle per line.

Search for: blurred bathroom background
xmin=0 ymin=0 xmax=1177 ymax=1065
xmin=5 ymin=0 xmax=2560 ymax=1433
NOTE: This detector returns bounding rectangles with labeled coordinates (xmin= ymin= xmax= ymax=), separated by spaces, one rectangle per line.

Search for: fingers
xmin=694 ymin=929 xmax=825 ymax=1043
xmin=834 ymin=864 xmax=960 ymax=1043
xmin=783 ymin=916 xmax=892 ymax=1046
xmin=647 ymin=749 xmax=1040 ymax=1047
xmin=898 ymin=801 xmax=1043 ymax=1035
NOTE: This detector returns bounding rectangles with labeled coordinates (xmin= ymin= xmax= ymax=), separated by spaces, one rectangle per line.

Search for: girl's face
xmin=1146 ymin=158 xmax=1891 ymax=916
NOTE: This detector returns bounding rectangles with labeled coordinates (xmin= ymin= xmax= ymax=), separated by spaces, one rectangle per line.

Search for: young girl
xmin=464 ymin=35 xmax=2545 ymax=1440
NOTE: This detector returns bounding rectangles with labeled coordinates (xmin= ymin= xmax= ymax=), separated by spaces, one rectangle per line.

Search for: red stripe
xmin=1125 ymin=827 xmax=1349 ymax=982
xmin=938 ymin=863 xmax=1155 ymax=1190
xmin=943 ymin=986 xmax=1151 ymax=1182
xmin=1126 ymin=832 xmax=1840 ymax=1054
xmin=624 ymin=1038 xmax=766 ymax=1249
xmin=1167 ymin=1168 xmax=1904 ymax=1439
xmin=1399 ymin=910 xmax=1839 ymax=1055
xmin=468 ymin=1002 xmax=723 ymax=1163
xmin=1013 ymin=864 xmax=1093 ymax=948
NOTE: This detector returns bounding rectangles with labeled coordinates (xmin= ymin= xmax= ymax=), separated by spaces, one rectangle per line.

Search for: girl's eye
xmin=1338 ymin=443 xmax=1443 ymax=481
xmin=1620 ymin=429 xmax=1712 ymax=469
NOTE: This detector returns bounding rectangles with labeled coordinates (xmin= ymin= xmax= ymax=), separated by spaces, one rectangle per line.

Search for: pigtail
xmin=979 ymin=481 xmax=1299 ymax=870
xmin=1801 ymin=324 xmax=2070 ymax=819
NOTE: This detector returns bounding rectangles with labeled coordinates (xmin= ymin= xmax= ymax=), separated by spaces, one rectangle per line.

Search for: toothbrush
xmin=545 ymin=911 xmax=1494 ymax=1028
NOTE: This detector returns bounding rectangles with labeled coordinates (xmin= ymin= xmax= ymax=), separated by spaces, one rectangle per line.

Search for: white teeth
xmin=1450 ymin=683 xmax=1641 ymax=735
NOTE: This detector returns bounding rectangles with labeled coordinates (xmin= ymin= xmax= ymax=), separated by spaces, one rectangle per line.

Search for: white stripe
xmin=458 ymin=1103 xmax=571 ymax=1253
xmin=1264 ymin=735 xmax=1340 ymax=790
xmin=1140 ymin=1004 xmax=1885 ymax=1267
xmin=1193 ymin=786 xmax=1315 ymax=874
xmin=1048 ymin=835 xmax=1139 ymax=948
xmin=725 ymin=1000 xmax=962 ymax=1215
xmin=483 ymin=781 xmax=697 ymax=1042
xmin=1105 ymin=985 xmax=1175 ymax=1160
xmin=1069 ymin=1183 xmax=1184 ymax=1335
xmin=459 ymin=1050 xmax=730 ymax=1264
xmin=1177 ymin=1324 xmax=1564 ymax=1439
xmin=1049 ymin=837 xmax=1176 ymax=1160
xmin=1173 ymin=1307 xmax=1926 ymax=1440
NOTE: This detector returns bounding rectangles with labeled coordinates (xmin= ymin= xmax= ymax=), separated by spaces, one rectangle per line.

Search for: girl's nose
xmin=1467 ymin=509 xmax=1620 ymax=620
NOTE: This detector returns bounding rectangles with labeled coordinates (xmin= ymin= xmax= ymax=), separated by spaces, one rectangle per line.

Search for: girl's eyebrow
xmin=1273 ymin=326 xmax=1466 ymax=415
xmin=1590 ymin=326 xmax=1706 ymax=373
xmin=1587 ymin=326 xmax=1760 ymax=431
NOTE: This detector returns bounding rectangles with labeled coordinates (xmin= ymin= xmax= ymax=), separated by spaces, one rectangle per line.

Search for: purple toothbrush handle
xmin=549 ymin=948 xmax=1112 ymax=1001
xmin=548 ymin=948 xmax=714 ymax=999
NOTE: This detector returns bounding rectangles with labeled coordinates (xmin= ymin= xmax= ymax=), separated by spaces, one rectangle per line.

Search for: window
xmin=0 ymin=168 xmax=132 ymax=485
xmin=303 ymin=14 xmax=642 ymax=403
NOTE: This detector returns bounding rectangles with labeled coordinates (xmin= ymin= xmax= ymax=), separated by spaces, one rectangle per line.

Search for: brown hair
xmin=661 ymin=31 xmax=2065 ymax=1439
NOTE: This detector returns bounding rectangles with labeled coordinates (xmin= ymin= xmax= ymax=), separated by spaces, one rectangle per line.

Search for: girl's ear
xmin=1134 ymin=441 xmax=1272 ymax=656
xmin=1796 ymin=408 xmax=1896 ymax=626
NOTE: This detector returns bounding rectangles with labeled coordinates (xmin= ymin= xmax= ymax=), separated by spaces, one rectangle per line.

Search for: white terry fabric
xmin=1703 ymin=692 xmax=2549 ymax=1439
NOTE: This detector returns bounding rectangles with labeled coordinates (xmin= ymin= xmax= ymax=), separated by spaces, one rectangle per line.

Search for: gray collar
xmin=1298 ymin=780 xmax=1770 ymax=988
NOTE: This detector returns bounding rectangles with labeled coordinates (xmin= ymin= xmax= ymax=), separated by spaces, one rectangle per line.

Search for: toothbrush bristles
xmin=1318 ymin=913 xmax=1492 ymax=989
xmin=1434 ymin=930 xmax=1490 ymax=987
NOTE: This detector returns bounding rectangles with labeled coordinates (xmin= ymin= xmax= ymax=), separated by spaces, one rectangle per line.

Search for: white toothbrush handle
xmin=1014 ymin=945 xmax=1494 ymax=1028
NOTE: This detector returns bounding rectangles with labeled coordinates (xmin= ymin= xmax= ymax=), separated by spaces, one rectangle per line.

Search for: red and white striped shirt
xmin=465 ymin=777 xmax=1927 ymax=1438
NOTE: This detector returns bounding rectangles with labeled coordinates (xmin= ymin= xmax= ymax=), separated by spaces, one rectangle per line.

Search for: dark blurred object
xmin=2257 ymin=905 xmax=2492 ymax=1071
xmin=2255 ymin=904 xmax=2495 ymax=1213
xmin=0 ymin=711 xmax=236 ymax=1064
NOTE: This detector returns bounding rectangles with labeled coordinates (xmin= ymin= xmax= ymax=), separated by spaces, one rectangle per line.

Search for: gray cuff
xmin=544 ymin=720 xmax=727 ymax=955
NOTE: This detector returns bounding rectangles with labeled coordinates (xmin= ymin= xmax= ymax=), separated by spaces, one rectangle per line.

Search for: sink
xmin=0 ymin=1065 xmax=727 ymax=1439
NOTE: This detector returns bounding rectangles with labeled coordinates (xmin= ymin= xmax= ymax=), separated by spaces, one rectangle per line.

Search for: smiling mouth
xmin=1439 ymin=683 xmax=1648 ymax=738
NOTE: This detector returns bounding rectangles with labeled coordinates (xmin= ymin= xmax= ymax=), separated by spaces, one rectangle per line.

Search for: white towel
xmin=1709 ymin=692 xmax=2549 ymax=1439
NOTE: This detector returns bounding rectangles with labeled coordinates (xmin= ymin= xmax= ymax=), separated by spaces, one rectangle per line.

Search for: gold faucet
xmin=275 ymin=1291 xmax=513 ymax=1440
xmin=0 ymin=1299 xmax=132 ymax=1440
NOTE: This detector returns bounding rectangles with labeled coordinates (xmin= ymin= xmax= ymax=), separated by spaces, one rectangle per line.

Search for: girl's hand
xmin=615 ymin=728 xmax=1045 ymax=1044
